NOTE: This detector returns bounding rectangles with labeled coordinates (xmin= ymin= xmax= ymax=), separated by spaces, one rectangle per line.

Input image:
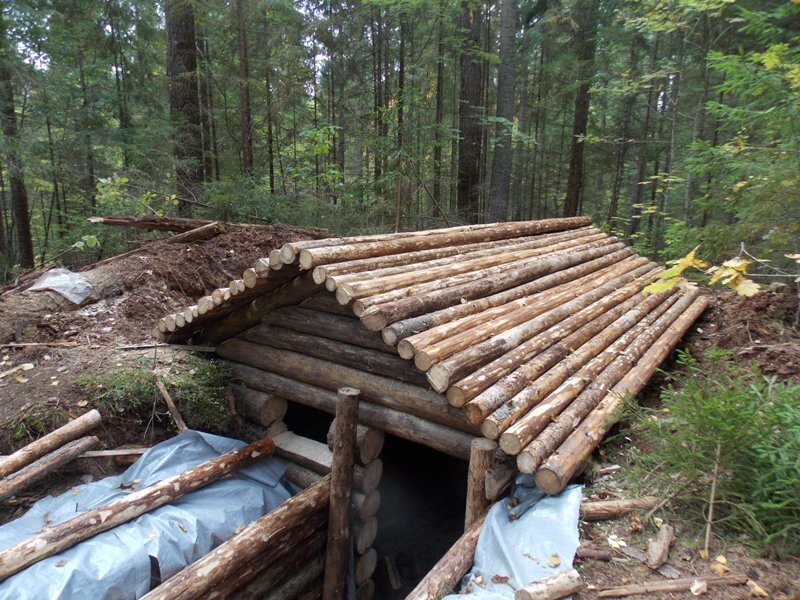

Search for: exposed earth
xmin=0 ymin=222 xmax=798 ymax=598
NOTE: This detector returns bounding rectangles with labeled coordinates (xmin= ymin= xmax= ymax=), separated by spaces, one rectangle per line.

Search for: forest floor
xmin=0 ymin=225 xmax=798 ymax=598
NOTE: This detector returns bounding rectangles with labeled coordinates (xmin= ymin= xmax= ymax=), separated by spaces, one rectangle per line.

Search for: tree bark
xmin=597 ymin=575 xmax=747 ymax=598
xmin=230 ymin=385 xmax=288 ymax=426
xmin=487 ymin=0 xmax=517 ymax=222
xmin=580 ymin=497 xmax=658 ymax=521
xmin=0 ymin=438 xmax=275 ymax=581
xmin=326 ymin=421 xmax=384 ymax=466
xmin=515 ymin=569 xmax=583 ymax=600
xmin=465 ymin=438 xmax=496 ymax=529
xmin=563 ymin=0 xmax=599 ymax=218
xmin=236 ymin=0 xmax=253 ymax=175
xmin=0 ymin=8 xmax=34 ymax=268
xmin=165 ymin=0 xmax=203 ymax=214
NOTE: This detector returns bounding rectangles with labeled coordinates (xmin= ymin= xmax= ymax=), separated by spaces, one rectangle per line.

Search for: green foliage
xmin=631 ymin=349 xmax=800 ymax=557
xmin=75 ymin=356 xmax=234 ymax=436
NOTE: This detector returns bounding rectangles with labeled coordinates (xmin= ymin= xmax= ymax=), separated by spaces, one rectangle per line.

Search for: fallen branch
xmin=596 ymin=574 xmax=747 ymax=597
xmin=117 ymin=344 xmax=216 ymax=352
xmin=515 ymin=569 xmax=583 ymax=600
xmin=704 ymin=441 xmax=721 ymax=557
xmin=580 ymin=497 xmax=658 ymax=521
xmin=155 ymin=376 xmax=187 ymax=433
xmin=0 ymin=437 xmax=274 ymax=581
xmin=0 ymin=342 xmax=79 ymax=349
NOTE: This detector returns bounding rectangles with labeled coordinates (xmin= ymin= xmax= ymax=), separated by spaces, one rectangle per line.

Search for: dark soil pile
xmin=687 ymin=284 xmax=800 ymax=381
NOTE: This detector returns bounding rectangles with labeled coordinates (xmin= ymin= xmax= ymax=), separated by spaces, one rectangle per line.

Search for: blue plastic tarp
xmin=0 ymin=430 xmax=292 ymax=599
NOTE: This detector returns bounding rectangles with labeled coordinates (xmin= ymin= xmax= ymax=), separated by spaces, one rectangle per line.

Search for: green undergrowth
xmin=627 ymin=348 xmax=800 ymax=558
xmin=75 ymin=356 xmax=234 ymax=436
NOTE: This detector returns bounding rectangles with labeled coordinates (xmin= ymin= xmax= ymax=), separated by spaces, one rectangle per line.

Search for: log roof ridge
xmin=154 ymin=217 xmax=707 ymax=492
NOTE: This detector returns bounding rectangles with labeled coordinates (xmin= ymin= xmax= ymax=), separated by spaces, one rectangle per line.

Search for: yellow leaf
xmin=746 ymin=580 xmax=769 ymax=597
xmin=785 ymin=253 xmax=800 ymax=262
xmin=51 ymin=380 xmax=59 ymax=386
xmin=15 ymin=375 xmax=28 ymax=384
xmin=734 ymin=278 xmax=760 ymax=297
xmin=721 ymin=257 xmax=751 ymax=271
xmin=714 ymin=555 xmax=727 ymax=565
xmin=699 ymin=549 xmax=709 ymax=559
xmin=710 ymin=562 xmax=729 ymax=575
xmin=548 ymin=554 xmax=561 ymax=568
xmin=643 ymin=277 xmax=682 ymax=295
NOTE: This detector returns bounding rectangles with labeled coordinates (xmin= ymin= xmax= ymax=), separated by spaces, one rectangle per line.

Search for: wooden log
xmin=299 ymin=218 xmax=592 ymax=269
xmin=428 ymin=265 xmax=658 ymax=393
xmin=209 ymin=528 xmax=326 ymax=599
xmin=323 ymin=388 xmax=360 ymax=600
xmin=355 ymin=548 xmax=378 ymax=586
xmin=268 ymin=248 xmax=284 ymax=270
xmin=317 ymin=228 xmax=596 ymax=287
xmin=382 ymin=247 xmax=635 ymax=345
xmin=242 ymin=268 xmax=260 ymax=289
xmin=354 ymin=517 xmax=378 ymax=555
xmin=485 ymin=452 xmax=516 ymax=501
xmin=142 ymin=476 xmax=330 ymax=600
xmin=596 ymin=574 xmax=747 ymax=598
xmin=254 ymin=554 xmax=325 ymax=600
xmin=352 ymin=490 xmax=381 ymax=520
xmin=646 ymin=524 xmax=675 ymax=569
xmin=534 ymin=296 xmax=710 ymax=494
xmin=465 ymin=439 xmax=496 ymax=529
xmin=241 ymin=324 xmax=426 ymax=386
xmin=337 ymin=231 xmax=604 ymax=302
xmin=87 ymin=214 xmax=221 ymax=233
xmin=0 ymin=409 xmax=101 ymax=479
xmin=197 ymin=295 xmax=215 ymax=315
xmin=0 ymin=438 xmax=275 ymax=581
xmin=406 ymin=511 xmax=487 ymax=600
xmin=296 ymin=579 xmax=324 ymax=600
xmin=580 ymin=497 xmax=658 ymax=521
xmin=280 ymin=460 xmax=324 ymax=489
xmin=273 ymin=431 xmax=382 ymax=494
xmin=517 ymin=291 xmax=701 ymax=473
xmin=576 ymin=547 xmax=613 ymax=561
xmin=228 ymin=279 xmax=246 ymax=296
xmin=212 ymin=286 xmax=231 ymax=306
xmin=0 ymin=436 xmax=99 ymax=502
xmin=263 ymin=307 xmax=396 ymax=354
xmin=200 ymin=273 xmax=324 ymax=344
xmin=360 ymin=240 xmax=624 ymax=331
xmin=327 ymin=420 xmax=385 ymax=466
xmin=155 ymin=376 xmax=187 ymax=432
xmin=353 ymin=237 xmax=618 ymax=316
xmin=301 ymin=292 xmax=357 ymax=316
xmin=463 ymin=287 xmax=660 ymax=424
xmin=218 ymin=339 xmax=476 ymax=433
xmin=514 ymin=568 xmax=583 ymax=600
xmin=231 ymin=385 xmax=288 ymax=426
xmin=478 ymin=290 xmax=677 ymax=437
xmin=498 ymin=294 xmax=689 ymax=455
xmin=228 ymin=362 xmax=474 ymax=460
xmin=398 ymin=255 xmax=641 ymax=359
xmin=356 ymin=580 xmax=375 ymax=600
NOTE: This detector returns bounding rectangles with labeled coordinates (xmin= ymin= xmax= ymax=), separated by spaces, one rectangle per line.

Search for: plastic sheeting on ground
xmin=444 ymin=479 xmax=582 ymax=599
xmin=28 ymin=268 xmax=94 ymax=305
xmin=0 ymin=430 xmax=292 ymax=600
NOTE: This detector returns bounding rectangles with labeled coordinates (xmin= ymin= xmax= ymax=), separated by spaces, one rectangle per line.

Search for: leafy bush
xmin=632 ymin=348 xmax=800 ymax=557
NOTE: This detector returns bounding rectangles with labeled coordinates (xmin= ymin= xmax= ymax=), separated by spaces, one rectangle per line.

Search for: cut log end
xmin=359 ymin=310 xmax=386 ymax=332
xmin=446 ymin=386 xmax=467 ymax=408
xmin=243 ymin=269 xmax=259 ymax=289
xmin=499 ymin=432 xmax=524 ymax=456
xmin=480 ymin=419 xmax=501 ymax=441
xmin=312 ymin=266 xmax=328 ymax=285
xmin=427 ymin=365 xmax=450 ymax=394
xmin=335 ymin=286 xmax=351 ymax=306
xmin=269 ymin=249 xmax=284 ymax=270
xmin=382 ymin=328 xmax=399 ymax=347
xmin=396 ymin=339 xmax=414 ymax=360
xmin=299 ymin=250 xmax=314 ymax=270
xmin=280 ymin=245 xmax=298 ymax=264
xmin=534 ymin=467 xmax=565 ymax=496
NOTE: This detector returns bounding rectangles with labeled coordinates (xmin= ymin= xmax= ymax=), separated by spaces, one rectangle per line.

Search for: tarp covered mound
xmin=0 ymin=430 xmax=291 ymax=600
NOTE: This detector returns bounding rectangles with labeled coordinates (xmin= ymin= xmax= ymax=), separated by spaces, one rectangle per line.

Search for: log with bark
xmin=0 ymin=409 xmax=101 ymax=478
xmin=465 ymin=438 xmax=496 ymax=529
xmin=87 ymin=215 xmax=226 ymax=233
xmin=230 ymin=385 xmax=288 ymax=427
xmin=534 ymin=295 xmax=710 ymax=494
xmin=514 ymin=569 xmax=583 ymax=600
xmin=327 ymin=420 xmax=385 ymax=466
xmin=580 ymin=497 xmax=657 ymax=521
xmin=218 ymin=339 xmax=476 ymax=433
xmin=397 ymin=255 xmax=642 ymax=360
xmin=296 ymin=218 xmax=592 ymax=270
xmin=354 ymin=237 xmax=621 ymax=318
xmin=381 ymin=248 xmax=634 ymax=345
xmin=142 ymin=476 xmax=331 ymax=600
xmin=352 ymin=490 xmax=381 ymax=521
xmin=360 ymin=241 xmax=625 ymax=331
xmin=596 ymin=574 xmax=747 ymax=598
xmin=428 ymin=266 xmax=658 ymax=393
xmin=0 ymin=436 xmax=99 ymax=502
xmin=355 ymin=549 xmax=378 ymax=586
xmin=406 ymin=511 xmax=487 ymax=599
xmin=323 ymin=388 xmax=360 ymax=600
xmin=232 ymin=551 xmax=325 ymax=600
xmin=0 ymin=438 xmax=275 ymax=581
xmin=354 ymin=517 xmax=379 ymax=555
xmin=228 ymin=362 xmax=474 ymax=459
xmin=515 ymin=291 xmax=701 ymax=473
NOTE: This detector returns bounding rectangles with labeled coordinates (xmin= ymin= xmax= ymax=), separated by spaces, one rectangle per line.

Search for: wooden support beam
xmin=323 ymin=388 xmax=361 ymax=600
xmin=231 ymin=385 xmax=288 ymax=426
xmin=327 ymin=420 xmax=384 ymax=466
xmin=465 ymin=439 xmax=496 ymax=529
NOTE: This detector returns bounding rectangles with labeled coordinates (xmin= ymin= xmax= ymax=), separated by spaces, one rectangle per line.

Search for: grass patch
xmin=75 ymin=356 xmax=234 ymax=436
xmin=628 ymin=348 xmax=800 ymax=557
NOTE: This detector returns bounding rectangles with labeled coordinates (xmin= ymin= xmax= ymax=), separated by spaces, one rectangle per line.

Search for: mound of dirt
xmin=0 ymin=223 xmax=330 ymax=344
xmin=688 ymin=284 xmax=800 ymax=381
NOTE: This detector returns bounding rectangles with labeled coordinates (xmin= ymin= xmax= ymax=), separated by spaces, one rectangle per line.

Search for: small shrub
xmin=632 ymin=348 xmax=800 ymax=557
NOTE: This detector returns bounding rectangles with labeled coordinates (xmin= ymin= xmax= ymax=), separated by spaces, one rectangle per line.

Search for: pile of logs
xmin=0 ymin=409 xmax=102 ymax=502
xmin=156 ymin=218 xmax=707 ymax=496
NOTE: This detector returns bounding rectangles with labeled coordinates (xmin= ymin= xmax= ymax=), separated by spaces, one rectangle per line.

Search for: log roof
xmin=155 ymin=217 xmax=707 ymax=493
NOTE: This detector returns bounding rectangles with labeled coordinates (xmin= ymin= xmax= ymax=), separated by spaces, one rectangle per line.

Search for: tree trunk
xmin=236 ymin=0 xmax=253 ymax=175
xmin=563 ymin=0 xmax=599 ymax=217
xmin=465 ymin=438 xmax=496 ymax=528
xmin=0 ymin=8 xmax=34 ymax=268
xmin=487 ymin=0 xmax=517 ymax=222
xmin=198 ymin=27 xmax=213 ymax=183
xmin=457 ymin=1 xmax=484 ymax=223
xmin=433 ymin=2 xmax=445 ymax=206
xmin=265 ymin=43 xmax=276 ymax=195
xmin=165 ymin=0 xmax=203 ymax=215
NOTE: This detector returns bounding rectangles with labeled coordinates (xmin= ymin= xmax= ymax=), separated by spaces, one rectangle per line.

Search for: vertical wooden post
xmin=322 ymin=387 xmax=360 ymax=600
xmin=465 ymin=438 xmax=497 ymax=529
